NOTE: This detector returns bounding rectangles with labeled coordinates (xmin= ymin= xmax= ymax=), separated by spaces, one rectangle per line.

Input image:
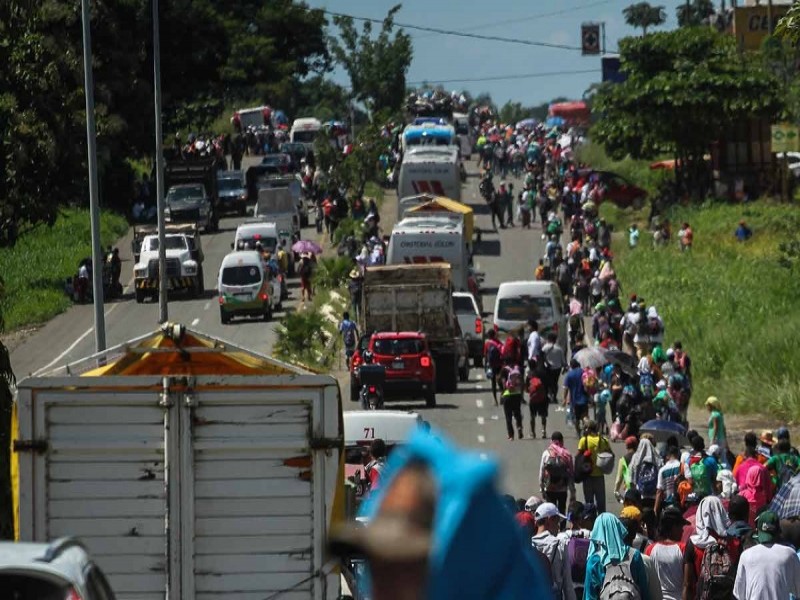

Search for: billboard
xmin=581 ymin=23 xmax=601 ymax=55
xmin=733 ymin=5 xmax=789 ymax=51
xmin=602 ymin=57 xmax=626 ymax=84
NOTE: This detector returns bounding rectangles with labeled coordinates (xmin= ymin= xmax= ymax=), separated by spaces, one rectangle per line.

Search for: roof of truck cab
xmin=370 ymin=331 xmax=427 ymax=340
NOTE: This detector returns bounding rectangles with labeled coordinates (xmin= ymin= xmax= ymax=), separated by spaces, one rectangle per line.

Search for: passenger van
xmin=493 ymin=281 xmax=567 ymax=349
xmin=289 ymin=117 xmax=322 ymax=148
xmin=232 ymin=221 xmax=279 ymax=253
xmin=217 ymin=250 xmax=278 ymax=324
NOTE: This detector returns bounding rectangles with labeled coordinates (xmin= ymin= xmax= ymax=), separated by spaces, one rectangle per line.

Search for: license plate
xmin=392 ymin=360 xmax=404 ymax=369
xmin=234 ymin=293 xmax=251 ymax=298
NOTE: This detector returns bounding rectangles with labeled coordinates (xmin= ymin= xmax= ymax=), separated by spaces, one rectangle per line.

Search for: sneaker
xmin=541 ymin=429 xmax=547 ymax=438
xmin=507 ymin=436 xmax=514 ymax=441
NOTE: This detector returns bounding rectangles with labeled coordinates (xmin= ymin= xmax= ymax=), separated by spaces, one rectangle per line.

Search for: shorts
xmin=529 ymin=401 xmax=548 ymax=418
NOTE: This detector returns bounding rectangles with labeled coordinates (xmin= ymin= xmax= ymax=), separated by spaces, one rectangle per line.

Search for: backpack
xmin=543 ymin=452 xmax=569 ymax=488
xmin=567 ymin=534 xmax=591 ymax=588
xmin=487 ymin=342 xmax=501 ymax=369
xmin=690 ymin=459 xmax=712 ymax=497
xmin=635 ymin=461 xmax=658 ymax=497
xmin=600 ymin=549 xmax=641 ymax=600
xmin=638 ymin=371 xmax=654 ymax=398
xmin=504 ymin=368 xmax=522 ymax=392
xmin=343 ymin=325 xmax=356 ymax=348
xmin=582 ymin=368 xmax=598 ymax=395
xmin=528 ymin=377 xmax=547 ymax=404
xmin=697 ymin=540 xmax=736 ymax=600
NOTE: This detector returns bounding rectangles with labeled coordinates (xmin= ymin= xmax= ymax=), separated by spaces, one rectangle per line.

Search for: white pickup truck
xmin=133 ymin=233 xmax=204 ymax=303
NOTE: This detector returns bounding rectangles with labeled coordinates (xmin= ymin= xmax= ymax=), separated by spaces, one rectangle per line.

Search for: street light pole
xmin=152 ymin=0 xmax=168 ymax=323
xmin=80 ymin=0 xmax=106 ymax=352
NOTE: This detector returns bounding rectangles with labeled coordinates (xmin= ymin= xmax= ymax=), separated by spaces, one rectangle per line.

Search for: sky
xmin=304 ymin=0 xmax=693 ymax=107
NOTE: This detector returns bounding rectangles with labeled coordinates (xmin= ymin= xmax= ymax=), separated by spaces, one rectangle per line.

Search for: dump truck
xmin=360 ymin=264 xmax=468 ymax=393
xmin=13 ymin=323 xmax=343 ymax=600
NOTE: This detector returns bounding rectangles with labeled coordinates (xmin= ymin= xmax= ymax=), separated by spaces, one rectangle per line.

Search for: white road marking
xmin=475 ymin=399 xmax=484 ymax=408
xmin=477 ymin=435 xmax=486 ymax=444
xmin=191 ymin=318 xmax=200 ymax=326
xmin=475 ymin=384 xmax=483 ymax=389
xmin=477 ymin=416 xmax=485 ymax=425
xmin=33 ymin=302 xmax=122 ymax=376
xmin=204 ymin=302 xmax=211 ymax=310
xmin=479 ymin=453 xmax=488 ymax=461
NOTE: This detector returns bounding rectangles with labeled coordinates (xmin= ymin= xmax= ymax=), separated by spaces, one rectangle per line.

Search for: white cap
xmin=524 ymin=495 xmax=543 ymax=511
xmin=534 ymin=502 xmax=566 ymax=521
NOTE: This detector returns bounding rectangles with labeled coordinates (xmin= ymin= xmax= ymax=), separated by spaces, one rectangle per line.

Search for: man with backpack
xmin=531 ymin=503 xmax=576 ymax=600
xmin=765 ymin=438 xmax=800 ymax=490
xmin=577 ymin=420 xmax=612 ymax=514
xmin=541 ymin=332 xmax=566 ymax=404
xmin=563 ymin=359 xmax=591 ymax=436
xmin=338 ymin=311 xmax=359 ymax=367
xmin=483 ymin=330 xmax=504 ymax=406
xmin=654 ymin=446 xmax=683 ymax=516
xmin=685 ymin=435 xmax=718 ymax=499
xmin=682 ymin=496 xmax=737 ymax=600
xmin=539 ymin=432 xmax=575 ymax=515
xmin=559 ymin=502 xmax=595 ymax=600
xmin=501 ymin=361 xmax=525 ymax=440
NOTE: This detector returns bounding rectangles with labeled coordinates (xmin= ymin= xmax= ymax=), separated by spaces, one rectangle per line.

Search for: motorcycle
xmin=479 ymin=177 xmax=494 ymax=202
xmin=357 ymin=363 xmax=385 ymax=410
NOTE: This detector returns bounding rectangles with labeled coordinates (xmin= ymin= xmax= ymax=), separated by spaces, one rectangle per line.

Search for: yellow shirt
xmin=578 ymin=434 xmax=611 ymax=477
xmin=277 ymin=249 xmax=289 ymax=273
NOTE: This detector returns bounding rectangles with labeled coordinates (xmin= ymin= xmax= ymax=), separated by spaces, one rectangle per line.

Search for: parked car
xmin=586 ymin=170 xmax=647 ymax=209
xmin=453 ymin=291 xmax=484 ymax=367
xmin=260 ymin=153 xmax=292 ymax=175
xmin=0 ymin=537 xmax=116 ymax=600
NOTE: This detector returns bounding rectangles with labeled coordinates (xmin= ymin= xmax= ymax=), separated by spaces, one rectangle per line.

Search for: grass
xmin=0 ymin=209 xmax=129 ymax=331
xmin=603 ymin=199 xmax=800 ymax=421
xmin=576 ymin=142 xmax=671 ymax=197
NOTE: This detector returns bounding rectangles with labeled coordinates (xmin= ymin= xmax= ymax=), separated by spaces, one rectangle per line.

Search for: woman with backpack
xmin=584 ymin=513 xmax=650 ymax=600
xmin=628 ymin=437 xmax=663 ymax=511
xmin=682 ymin=496 xmax=738 ymax=600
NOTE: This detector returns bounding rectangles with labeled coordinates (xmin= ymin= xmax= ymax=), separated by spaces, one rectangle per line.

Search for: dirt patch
xmin=0 ymin=326 xmax=40 ymax=354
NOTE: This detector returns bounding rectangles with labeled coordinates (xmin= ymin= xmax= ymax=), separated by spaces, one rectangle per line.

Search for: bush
xmin=315 ymin=256 xmax=354 ymax=291
xmin=332 ymin=217 xmax=364 ymax=246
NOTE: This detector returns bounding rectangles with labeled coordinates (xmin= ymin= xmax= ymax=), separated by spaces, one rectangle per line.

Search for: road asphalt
xmin=10 ymin=157 xmax=619 ymax=510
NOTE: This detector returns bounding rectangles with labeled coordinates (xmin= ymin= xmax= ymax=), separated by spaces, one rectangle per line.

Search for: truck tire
xmin=198 ymin=267 xmax=205 ymax=295
xmin=263 ymin=304 xmax=272 ymax=322
xmin=350 ymin=377 xmax=359 ymax=402
xmin=135 ymin=288 xmax=145 ymax=304
xmin=425 ymin=390 xmax=437 ymax=408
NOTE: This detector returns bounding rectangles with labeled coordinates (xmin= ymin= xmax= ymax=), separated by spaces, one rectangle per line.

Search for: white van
xmin=233 ymin=221 xmax=279 ymax=253
xmin=397 ymin=146 xmax=461 ymax=203
xmin=386 ymin=215 xmax=469 ymax=290
xmin=493 ymin=281 xmax=567 ymax=349
xmin=217 ymin=250 xmax=279 ymax=324
xmin=290 ymin=117 xmax=322 ymax=148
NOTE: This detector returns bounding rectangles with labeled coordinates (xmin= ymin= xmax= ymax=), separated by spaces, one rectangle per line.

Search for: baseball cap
xmin=525 ymin=495 xmax=544 ymax=511
xmin=755 ymin=510 xmax=780 ymax=544
xmin=534 ymin=502 xmax=566 ymax=521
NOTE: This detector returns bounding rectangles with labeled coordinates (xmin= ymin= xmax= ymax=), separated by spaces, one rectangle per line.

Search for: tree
xmin=676 ymin=0 xmax=715 ymax=28
xmin=592 ymin=27 xmax=782 ymax=197
xmin=331 ymin=4 xmax=412 ymax=114
xmin=776 ymin=3 xmax=800 ymax=45
xmin=623 ymin=2 xmax=666 ymax=35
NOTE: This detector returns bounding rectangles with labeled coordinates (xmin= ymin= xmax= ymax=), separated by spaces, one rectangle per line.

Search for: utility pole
xmin=153 ymin=0 xmax=168 ymax=324
xmin=80 ymin=0 xmax=106 ymax=352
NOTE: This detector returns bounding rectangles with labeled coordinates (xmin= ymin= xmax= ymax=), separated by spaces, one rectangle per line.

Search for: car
xmin=0 ymin=537 xmax=116 ymax=599
xmin=584 ymin=170 xmax=647 ymax=209
xmin=216 ymin=170 xmax=248 ymax=216
xmin=278 ymin=142 xmax=310 ymax=172
xmin=364 ymin=331 xmax=437 ymax=407
xmin=493 ymin=281 xmax=568 ymax=352
xmin=218 ymin=250 xmax=278 ymax=324
xmin=164 ymin=183 xmax=216 ymax=232
xmin=260 ymin=153 xmax=291 ymax=175
xmin=453 ymin=291 xmax=484 ymax=367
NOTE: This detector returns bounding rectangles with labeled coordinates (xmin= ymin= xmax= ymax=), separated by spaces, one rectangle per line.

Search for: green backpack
xmin=690 ymin=459 xmax=712 ymax=496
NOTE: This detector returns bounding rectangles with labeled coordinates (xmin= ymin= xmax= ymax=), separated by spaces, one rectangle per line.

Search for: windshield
xmin=218 ymin=178 xmax=243 ymax=191
xmin=373 ymin=338 xmax=425 ymax=355
xmin=166 ymin=186 xmax=204 ymax=201
xmin=239 ymin=236 xmax=277 ymax=252
xmin=222 ymin=265 xmax=262 ymax=286
xmin=292 ymin=130 xmax=317 ymax=143
xmin=453 ymin=295 xmax=475 ymax=313
xmin=149 ymin=236 xmax=187 ymax=251
xmin=497 ymin=296 xmax=555 ymax=322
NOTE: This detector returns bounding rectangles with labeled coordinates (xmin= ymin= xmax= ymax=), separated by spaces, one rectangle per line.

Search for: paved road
xmin=10 ymin=158 xmax=618 ymax=509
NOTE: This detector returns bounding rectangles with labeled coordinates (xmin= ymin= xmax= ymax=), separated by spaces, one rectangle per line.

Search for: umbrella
xmin=291 ymin=240 xmax=323 ymax=255
xmin=770 ymin=473 xmax=800 ymax=519
xmin=516 ymin=118 xmax=537 ymax=129
xmin=604 ymin=349 xmax=637 ymax=377
xmin=640 ymin=419 xmax=689 ymax=445
xmin=573 ymin=346 xmax=607 ymax=369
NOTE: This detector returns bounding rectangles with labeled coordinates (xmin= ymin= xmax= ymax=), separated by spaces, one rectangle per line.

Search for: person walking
xmin=526 ymin=319 xmax=542 ymax=375
xmin=614 ymin=435 xmax=639 ymax=502
xmin=539 ymin=431 xmax=575 ymax=516
xmin=628 ymin=437 xmax=663 ymax=511
xmin=584 ymin=513 xmax=650 ymax=600
xmin=500 ymin=360 xmax=524 ymax=440
xmin=541 ymin=332 xmax=566 ymax=404
xmin=531 ymin=503 xmax=576 ymax=600
xmin=681 ymin=496 xmax=735 ymax=600
xmin=483 ymin=330 xmax=504 ymax=406
xmin=527 ymin=367 xmax=549 ymax=438
xmin=645 ymin=506 xmax=688 ymax=600
xmin=563 ymin=359 xmax=590 ymax=436
xmin=577 ymin=420 xmax=611 ymax=514
xmin=705 ymin=396 xmax=729 ymax=462
xmin=347 ymin=269 xmax=363 ymax=322
xmin=338 ymin=311 xmax=359 ymax=368
xmin=654 ymin=445 xmax=683 ymax=516
xmin=733 ymin=511 xmax=800 ymax=600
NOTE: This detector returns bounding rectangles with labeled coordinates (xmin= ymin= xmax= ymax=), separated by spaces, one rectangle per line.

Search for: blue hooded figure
xmin=356 ymin=428 xmax=554 ymax=599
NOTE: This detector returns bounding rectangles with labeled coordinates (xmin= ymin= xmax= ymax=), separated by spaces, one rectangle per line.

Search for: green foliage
xmin=315 ymin=256 xmax=355 ymax=290
xmin=332 ymin=217 xmax=364 ymax=246
xmin=592 ymin=27 xmax=783 ymax=197
xmin=275 ymin=310 xmax=328 ymax=359
xmin=623 ymin=2 xmax=667 ymax=35
xmin=498 ymin=97 xmax=569 ymax=126
xmin=607 ymin=201 xmax=800 ymax=420
xmin=676 ymin=0 xmax=715 ymax=27
xmin=331 ymin=4 xmax=413 ymax=114
xmin=0 ymin=208 xmax=128 ymax=330
xmin=776 ymin=4 xmax=800 ymax=45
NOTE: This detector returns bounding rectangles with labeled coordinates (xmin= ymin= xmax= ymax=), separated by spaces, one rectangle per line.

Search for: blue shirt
xmin=564 ymin=367 xmax=589 ymax=407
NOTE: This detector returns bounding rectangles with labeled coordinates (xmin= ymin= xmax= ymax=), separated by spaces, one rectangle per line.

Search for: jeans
xmin=583 ymin=475 xmax=606 ymax=514
xmin=502 ymin=393 xmax=523 ymax=438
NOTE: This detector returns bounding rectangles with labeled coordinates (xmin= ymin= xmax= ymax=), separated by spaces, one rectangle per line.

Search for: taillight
xmin=218 ymin=296 xmax=225 ymax=305
xmin=475 ymin=317 xmax=483 ymax=334
xmin=368 ymin=386 xmax=376 ymax=393
xmin=260 ymin=293 xmax=268 ymax=301
xmin=352 ymin=355 xmax=362 ymax=368
xmin=66 ymin=588 xmax=84 ymax=600
xmin=420 ymin=355 xmax=432 ymax=368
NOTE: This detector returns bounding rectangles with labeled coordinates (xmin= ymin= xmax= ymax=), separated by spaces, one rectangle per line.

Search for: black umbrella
xmin=604 ymin=349 xmax=638 ymax=377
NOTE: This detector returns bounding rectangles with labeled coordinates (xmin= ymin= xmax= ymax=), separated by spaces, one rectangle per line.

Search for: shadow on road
xmin=385 ymin=402 xmax=459 ymax=411
xmin=474 ymin=240 xmax=501 ymax=257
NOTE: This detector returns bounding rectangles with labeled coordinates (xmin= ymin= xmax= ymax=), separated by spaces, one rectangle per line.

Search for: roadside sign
xmin=581 ymin=23 xmax=601 ymax=55
xmin=733 ymin=6 xmax=789 ymax=51
xmin=771 ymin=123 xmax=800 ymax=153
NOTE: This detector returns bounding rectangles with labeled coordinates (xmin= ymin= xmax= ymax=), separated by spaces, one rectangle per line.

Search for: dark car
xmin=260 ymin=153 xmax=291 ymax=175
xmin=216 ymin=170 xmax=247 ymax=216
xmin=279 ymin=142 xmax=310 ymax=172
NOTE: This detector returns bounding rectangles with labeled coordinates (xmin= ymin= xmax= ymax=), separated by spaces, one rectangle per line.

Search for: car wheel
xmin=425 ymin=391 xmax=437 ymax=408
xmin=263 ymin=305 xmax=272 ymax=322
xmin=135 ymin=289 xmax=145 ymax=304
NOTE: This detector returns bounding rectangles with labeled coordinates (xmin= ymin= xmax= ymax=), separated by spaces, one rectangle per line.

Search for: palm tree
xmin=623 ymin=2 xmax=667 ymax=35
xmin=676 ymin=0 xmax=715 ymax=28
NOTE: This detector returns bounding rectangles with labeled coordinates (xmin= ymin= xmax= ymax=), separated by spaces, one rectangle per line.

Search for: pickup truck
xmin=133 ymin=232 xmax=204 ymax=302
xmin=360 ymin=264 xmax=468 ymax=393
xmin=164 ymin=155 xmax=220 ymax=232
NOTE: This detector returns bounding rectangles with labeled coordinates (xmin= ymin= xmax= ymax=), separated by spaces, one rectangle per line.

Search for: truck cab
xmin=164 ymin=183 xmax=215 ymax=232
xmin=133 ymin=233 xmax=204 ymax=302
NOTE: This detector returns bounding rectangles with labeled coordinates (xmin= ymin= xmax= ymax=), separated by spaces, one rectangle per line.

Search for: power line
xmin=315 ymin=7 xmax=585 ymax=52
xmin=407 ymin=68 xmax=600 ymax=85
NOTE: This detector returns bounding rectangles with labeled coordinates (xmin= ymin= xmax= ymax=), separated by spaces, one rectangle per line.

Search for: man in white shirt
xmin=526 ymin=319 xmax=542 ymax=374
xmin=734 ymin=511 xmax=800 ymax=600
xmin=654 ymin=446 xmax=682 ymax=515
xmin=531 ymin=503 xmax=576 ymax=600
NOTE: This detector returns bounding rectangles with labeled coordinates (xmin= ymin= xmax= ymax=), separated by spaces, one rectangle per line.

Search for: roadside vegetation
xmin=0 ymin=209 xmax=128 ymax=331
xmin=600 ymin=199 xmax=800 ymax=420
